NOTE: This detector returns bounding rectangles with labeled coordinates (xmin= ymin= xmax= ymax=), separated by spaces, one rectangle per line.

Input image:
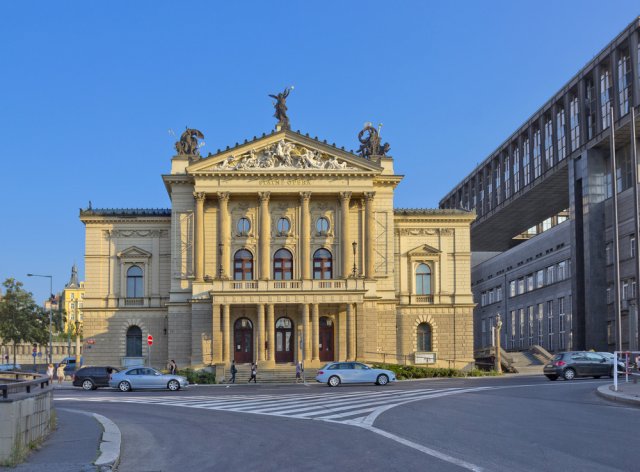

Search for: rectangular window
xmin=632 ymin=279 xmax=637 ymax=298
xmin=623 ymin=280 xmax=629 ymax=300
xmin=616 ymin=147 xmax=633 ymax=193
xmin=519 ymin=308 xmax=525 ymax=349
xmin=510 ymin=310 xmax=516 ymax=349
xmin=607 ymin=285 xmax=612 ymax=304
xmin=527 ymin=275 xmax=534 ymax=292
xmin=546 ymin=266 xmax=554 ymax=284
xmin=496 ymin=286 xmax=503 ymax=302
xmin=504 ymin=155 xmax=511 ymax=199
xmin=494 ymin=162 xmax=501 ymax=205
xmin=537 ymin=303 xmax=544 ymax=346
xmin=544 ymin=119 xmax=554 ymax=168
xmin=556 ymin=108 xmax=566 ymax=161
xmin=536 ymin=270 xmax=544 ymax=288
xmin=528 ymin=306 xmax=534 ymax=347
xmin=533 ymin=129 xmax=541 ymax=179
xmin=509 ymin=280 xmax=516 ymax=297
xmin=606 ymin=243 xmax=612 ymax=265
xmin=585 ymin=78 xmax=597 ymax=140
xmin=488 ymin=289 xmax=495 ymax=304
xmin=482 ymin=318 xmax=487 ymax=346
xmin=513 ymin=147 xmax=520 ymax=193
xmin=547 ymin=300 xmax=554 ymax=351
xmin=559 ymin=313 xmax=566 ymax=350
xmin=631 ymin=235 xmax=636 ymax=259
xmin=618 ymin=53 xmax=630 ymax=116
xmin=557 ymin=261 xmax=566 ymax=281
xmin=518 ymin=278 xmax=525 ymax=295
xmin=605 ymin=157 xmax=613 ymax=198
xmin=523 ymin=138 xmax=530 ymax=186
xmin=569 ymin=96 xmax=580 ymax=151
xmin=601 ymin=68 xmax=612 ymax=129
xmin=481 ymin=292 xmax=487 ymax=307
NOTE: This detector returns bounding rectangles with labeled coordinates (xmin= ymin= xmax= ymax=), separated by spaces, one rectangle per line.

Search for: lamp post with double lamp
xmin=26 ymin=273 xmax=53 ymax=364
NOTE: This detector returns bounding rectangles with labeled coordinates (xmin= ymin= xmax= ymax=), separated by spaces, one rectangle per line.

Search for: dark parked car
xmin=72 ymin=366 xmax=119 ymax=390
xmin=544 ymin=351 xmax=613 ymax=381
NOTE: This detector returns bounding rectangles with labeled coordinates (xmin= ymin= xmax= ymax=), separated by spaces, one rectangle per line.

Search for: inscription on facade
xmin=259 ymin=178 xmax=311 ymax=186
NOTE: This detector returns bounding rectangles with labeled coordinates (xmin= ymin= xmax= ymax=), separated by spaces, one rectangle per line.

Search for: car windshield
xmin=552 ymin=354 xmax=563 ymax=361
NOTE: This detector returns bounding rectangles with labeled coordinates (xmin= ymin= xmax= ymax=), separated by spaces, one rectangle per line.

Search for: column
xmin=364 ymin=192 xmax=376 ymax=279
xmin=301 ymin=304 xmax=310 ymax=361
xmin=300 ymin=192 xmax=312 ymax=279
xmin=223 ymin=304 xmax=231 ymax=363
xmin=212 ymin=303 xmax=220 ymax=363
xmin=311 ymin=303 xmax=319 ymax=361
xmin=267 ymin=303 xmax=275 ymax=362
xmin=340 ymin=191 xmax=352 ymax=278
xmin=259 ymin=192 xmax=271 ymax=280
xmin=217 ymin=192 xmax=230 ymax=278
xmin=347 ymin=303 xmax=355 ymax=360
xmin=194 ymin=192 xmax=206 ymax=281
xmin=257 ymin=304 xmax=265 ymax=362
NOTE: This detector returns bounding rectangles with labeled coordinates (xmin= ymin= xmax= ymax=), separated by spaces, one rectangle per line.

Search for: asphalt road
xmin=54 ymin=376 xmax=639 ymax=472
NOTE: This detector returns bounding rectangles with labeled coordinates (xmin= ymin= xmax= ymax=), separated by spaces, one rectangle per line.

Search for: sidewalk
xmin=13 ymin=408 xmax=101 ymax=471
xmin=596 ymin=378 xmax=640 ymax=407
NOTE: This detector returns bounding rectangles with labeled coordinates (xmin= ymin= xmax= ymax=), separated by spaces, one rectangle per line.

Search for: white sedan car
xmin=109 ymin=367 xmax=188 ymax=392
xmin=315 ymin=362 xmax=397 ymax=387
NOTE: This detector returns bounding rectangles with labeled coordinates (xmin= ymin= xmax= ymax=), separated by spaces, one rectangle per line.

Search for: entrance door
xmin=275 ymin=317 xmax=294 ymax=363
xmin=319 ymin=316 xmax=334 ymax=362
xmin=234 ymin=318 xmax=253 ymax=363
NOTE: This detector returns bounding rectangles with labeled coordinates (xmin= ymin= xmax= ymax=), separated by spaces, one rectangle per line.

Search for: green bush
xmin=176 ymin=368 xmax=216 ymax=384
xmin=371 ymin=363 xmax=501 ymax=380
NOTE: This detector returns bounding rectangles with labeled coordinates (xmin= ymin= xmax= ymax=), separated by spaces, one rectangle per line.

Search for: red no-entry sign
xmin=147 ymin=335 xmax=154 ymax=346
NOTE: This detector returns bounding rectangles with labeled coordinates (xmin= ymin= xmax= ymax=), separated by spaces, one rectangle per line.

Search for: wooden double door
xmin=234 ymin=318 xmax=253 ymax=364
xmin=275 ymin=317 xmax=294 ymax=363
xmin=319 ymin=316 xmax=334 ymax=362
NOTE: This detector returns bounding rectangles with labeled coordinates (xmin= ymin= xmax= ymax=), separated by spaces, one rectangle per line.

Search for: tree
xmin=0 ymin=278 xmax=49 ymax=366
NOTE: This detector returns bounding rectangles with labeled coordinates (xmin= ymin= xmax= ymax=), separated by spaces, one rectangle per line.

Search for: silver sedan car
xmin=316 ymin=362 xmax=397 ymax=387
xmin=108 ymin=367 xmax=188 ymax=392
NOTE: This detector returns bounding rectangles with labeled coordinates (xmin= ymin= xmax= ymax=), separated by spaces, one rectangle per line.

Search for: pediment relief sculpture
xmin=216 ymin=140 xmax=355 ymax=171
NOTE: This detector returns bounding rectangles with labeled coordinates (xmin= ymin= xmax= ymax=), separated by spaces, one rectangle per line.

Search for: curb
xmin=93 ymin=413 xmax=122 ymax=470
xmin=596 ymin=384 xmax=640 ymax=407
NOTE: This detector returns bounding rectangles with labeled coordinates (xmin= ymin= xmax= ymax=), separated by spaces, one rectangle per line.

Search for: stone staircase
xmin=221 ymin=364 xmax=319 ymax=384
xmin=507 ymin=351 xmax=545 ymax=375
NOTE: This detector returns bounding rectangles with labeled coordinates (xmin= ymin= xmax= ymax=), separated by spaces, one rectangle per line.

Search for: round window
xmin=277 ymin=218 xmax=291 ymax=234
xmin=316 ymin=217 xmax=330 ymax=234
xmin=237 ymin=217 xmax=251 ymax=235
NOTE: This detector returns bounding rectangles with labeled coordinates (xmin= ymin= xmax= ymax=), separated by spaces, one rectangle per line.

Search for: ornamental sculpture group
xmin=174 ymin=87 xmax=390 ymax=160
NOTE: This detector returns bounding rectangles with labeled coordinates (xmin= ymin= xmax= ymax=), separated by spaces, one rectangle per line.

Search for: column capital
xmin=258 ymin=191 xmax=271 ymax=203
xmin=364 ymin=191 xmax=376 ymax=202
xmin=339 ymin=191 xmax=352 ymax=202
xmin=193 ymin=192 xmax=206 ymax=202
xmin=217 ymin=191 xmax=230 ymax=203
xmin=299 ymin=191 xmax=312 ymax=202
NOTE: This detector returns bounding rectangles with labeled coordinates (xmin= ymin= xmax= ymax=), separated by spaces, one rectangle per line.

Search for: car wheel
xmin=81 ymin=379 xmax=94 ymax=391
xmin=167 ymin=380 xmax=180 ymax=391
xmin=563 ymin=368 xmax=576 ymax=381
xmin=545 ymin=375 xmax=558 ymax=381
xmin=328 ymin=375 xmax=341 ymax=387
xmin=376 ymin=374 xmax=389 ymax=386
xmin=118 ymin=381 xmax=131 ymax=392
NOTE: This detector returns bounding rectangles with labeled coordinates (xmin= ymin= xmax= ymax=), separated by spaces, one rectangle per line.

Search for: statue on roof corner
xmin=269 ymin=86 xmax=293 ymax=130
xmin=175 ymin=127 xmax=205 ymax=158
xmin=357 ymin=124 xmax=390 ymax=159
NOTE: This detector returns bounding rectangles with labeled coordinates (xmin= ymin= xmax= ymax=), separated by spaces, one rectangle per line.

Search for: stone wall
xmin=0 ymin=342 xmax=80 ymax=366
xmin=0 ymin=384 xmax=53 ymax=463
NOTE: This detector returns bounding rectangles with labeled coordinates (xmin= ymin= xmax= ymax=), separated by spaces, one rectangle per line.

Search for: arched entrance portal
xmin=234 ymin=318 xmax=253 ymax=364
xmin=319 ymin=316 xmax=334 ymax=362
xmin=275 ymin=317 xmax=294 ymax=363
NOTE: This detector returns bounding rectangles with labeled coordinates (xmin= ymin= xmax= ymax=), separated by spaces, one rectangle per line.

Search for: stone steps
xmin=222 ymin=365 xmax=319 ymax=384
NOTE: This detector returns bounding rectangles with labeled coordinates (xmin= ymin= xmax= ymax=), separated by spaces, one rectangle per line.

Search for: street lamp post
xmin=26 ymin=273 xmax=53 ymax=364
xmin=495 ymin=314 xmax=503 ymax=374
xmin=351 ymin=241 xmax=358 ymax=277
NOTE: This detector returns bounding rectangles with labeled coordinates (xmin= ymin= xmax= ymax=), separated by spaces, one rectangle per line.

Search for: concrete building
xmin=80 ymin=127 xmax=476 ymax=372
xmin=440 ymin=18 xmax=640 ymax=353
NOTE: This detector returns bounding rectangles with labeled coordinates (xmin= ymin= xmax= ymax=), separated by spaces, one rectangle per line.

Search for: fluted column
xmin=301 ymin=304 xmax=310 ymax=361
xmin=194 ymin=192 xmax=206 ymax=281
xmin=311 ymin=303 xmax=319 ymax=361
xmin=217 ymin=192 xmax=230 ymax=279
xmin=257 ymin=304 xmax=265 ymax=362
xmin=300 ymin=192 xmax=312 ymax=279
xmin=259 ymin=192 xmax=271 ymax=280
xmin=340 ymin=191 xmax=352 ymax=278
xmin=267 ymin=303 xmax=275 ymax=363
xmin=364 ymin=192 xmax=376 ymax=278
xmin=347 ymin=303 xmax=355 ymax=360
xmin=223 ymin=304 xmax=231 ymax=363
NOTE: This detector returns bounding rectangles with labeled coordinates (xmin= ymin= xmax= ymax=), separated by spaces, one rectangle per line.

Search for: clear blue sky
xmin=1 ymin=1 xmax=638 ymax=303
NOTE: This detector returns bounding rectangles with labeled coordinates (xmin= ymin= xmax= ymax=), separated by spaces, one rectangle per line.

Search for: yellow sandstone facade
xmin=80 ymin=129 xmax=475 ymax=371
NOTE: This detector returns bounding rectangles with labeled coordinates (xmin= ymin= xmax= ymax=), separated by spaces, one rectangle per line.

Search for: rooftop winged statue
xmin=175 ymin=127 xmax=205 ymax=157
xmin=269 ymin=87 xmax=293 ymax=130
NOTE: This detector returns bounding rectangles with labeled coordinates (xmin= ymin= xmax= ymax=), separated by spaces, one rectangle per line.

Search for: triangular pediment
xmin=186 ymin=130 xmax=382 ymax=174
xmin=117 ymin=246 xmax=152 ymax=259
xmin=407 ymin=244 xmax=441 ymax=257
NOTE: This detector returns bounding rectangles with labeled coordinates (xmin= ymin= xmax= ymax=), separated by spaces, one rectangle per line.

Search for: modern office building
xmin=80 ymin=125 xmax=476 ymax=371
xmin=440 ymin=18 xmax=640 ymax=353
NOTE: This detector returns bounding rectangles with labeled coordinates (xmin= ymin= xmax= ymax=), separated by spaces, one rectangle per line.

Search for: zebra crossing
xmin=56 ymin=385 xmax=492 ymax=426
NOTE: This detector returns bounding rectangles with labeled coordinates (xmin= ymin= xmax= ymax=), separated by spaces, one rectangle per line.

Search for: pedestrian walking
xmin=229 ymin=360 xmax=237 ymax=384
xmin=46 ymin=363 xmax=54 ymax=382
xmin=295 ymin=362 xmax=304 ymax=383
xmin=56 ymin=363 xmax=65 ymax=384
xmin=169 ymin=359 xmax=178 ymax=375
xmin=248 ymin=363 xmax=257 ymax=383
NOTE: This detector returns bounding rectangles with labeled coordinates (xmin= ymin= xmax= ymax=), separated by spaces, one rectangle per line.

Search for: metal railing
xmin=0 ymin=372 xmax=50 ymax=400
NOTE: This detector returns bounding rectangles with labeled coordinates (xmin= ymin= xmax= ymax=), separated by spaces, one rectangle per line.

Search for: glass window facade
xmin=523 ymin=138 xmax=530 ymax=186
xmin=617 ymin=53 xmax=630 ymax=116
xmin=569 ymin=96 xmax=580 ymax=151
xmin=600 ymin=67 xmax=612 ymax=129
xmin=556 ymin=108 xmax=566 ymax=161
xmin=533 ymin=129 xmax=541 ymax=179
xmin=544 ymin=118 xmax=554 ymax=169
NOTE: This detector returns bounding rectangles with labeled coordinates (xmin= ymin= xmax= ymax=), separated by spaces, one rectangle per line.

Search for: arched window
xmin=237 ymin=217 xmax=251 ymax=236
xmin=313 ymin=249 xmax=333 ymax=279
xmin=234 ymin=249 xmax=254 ymax=280
xmin=416 ymin=263 xmax=431 ymax=295
xmin=126 ymin=325 xmax=142 ymax=357
xmin=273 ymin=248 xmax=293 ymax=280
xmin=316 ymin=217 xmax=330 ymax=234
xmin=127 ymin=266 xmax=143 ymax=298
xmin=417 ymin=323 xmax=432 ymax=351
xmin=277 ymin=217 xmax=291 ymax=235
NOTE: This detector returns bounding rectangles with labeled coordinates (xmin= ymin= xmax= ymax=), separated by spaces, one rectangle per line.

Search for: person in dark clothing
xmin=169 ymin=360 xmax=177 ymax=375
xmin=248 ymin=363 xmax=257 ymax=383
xmin=229 ymin=360 xmax=237 ymax=384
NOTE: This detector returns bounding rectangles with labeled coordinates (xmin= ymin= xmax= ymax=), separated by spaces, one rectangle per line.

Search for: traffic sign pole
xmin=147 ymin=335 xmax=154 ymax=367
